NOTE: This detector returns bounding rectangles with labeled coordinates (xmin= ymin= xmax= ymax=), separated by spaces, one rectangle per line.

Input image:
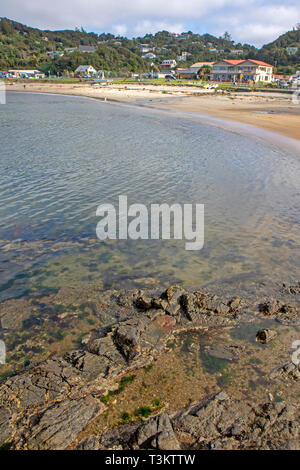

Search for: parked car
xmin=278 ymin=80 xmax=288 ymax=88
xmin=165 ymin=75 xmax=176 ymax=80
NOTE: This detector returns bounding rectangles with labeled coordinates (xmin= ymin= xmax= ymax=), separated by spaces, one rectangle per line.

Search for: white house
xmin=212 ymin=59 xmax=274 ymax=83
xmin=286 ymin=47 xmax=298 ymax=56
xmin=8 ymin=69 xmax=45 ymax=79
xmin=139 ymin=44 xmax=154 ymax=53
xmin=74 ymin=65 xmax=97 ymax=76
xmin=142 ymin=53 xmax=156 ymax=59
xmin=47 ymin=51 xmax=64 ymax=59
xmin=177 ymin=51 xmax=192 ymax=62
xmin=78 ymin=45 xmax=96 ymax=53
xmin=64 ymin=47 xmax=78 ymax=53
xmin=160 ymin=59 xmax=177 ymax=69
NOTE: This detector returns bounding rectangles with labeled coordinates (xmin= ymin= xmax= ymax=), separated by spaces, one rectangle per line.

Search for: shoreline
xmin=6 ymin=82 xmax=300 ymax=148
xmin=1 ymin=84 xmax=300 ymax=450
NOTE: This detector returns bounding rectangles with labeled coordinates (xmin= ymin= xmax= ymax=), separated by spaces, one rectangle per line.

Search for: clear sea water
xmin=0 ymin=92 xmax=299 ymax=301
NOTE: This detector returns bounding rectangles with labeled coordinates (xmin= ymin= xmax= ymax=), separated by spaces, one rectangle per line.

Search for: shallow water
xmin=0 ymin=92 xmax=300 ymax=301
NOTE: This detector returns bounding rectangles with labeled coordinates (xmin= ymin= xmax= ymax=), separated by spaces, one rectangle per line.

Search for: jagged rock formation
xmin=96 ymin=391 xmax=300 ymax=450
xmin=0 ymin=284 xmax=299 ymax=450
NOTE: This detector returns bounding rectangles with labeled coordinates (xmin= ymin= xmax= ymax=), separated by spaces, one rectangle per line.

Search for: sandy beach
xmin=7 ymin=81 xmax=300 ymax=142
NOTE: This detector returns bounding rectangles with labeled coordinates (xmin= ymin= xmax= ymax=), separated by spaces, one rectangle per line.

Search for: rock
xmin=133 ymin=413 xmax=180 ymax=450
xmin=113 ymin=318 xmax=148 ymax=362
xmin=281 ymin=282 xmax=300 ymax=296
xmin=180 ymin=291 xmax=241 ymax=324
xmin=259 ymin=301 xmax=299 ymax=325
xmin=0 ymin=283 xmax=299 ymax=450
xmin=259 ymin=300 xmax=280 ymax=316
xmin=24 ymin=396 xmax=100 ymax=450
xmin=81 ymin=333 xmax=93 ymax=345
xmin=256 ymin=329 xmax=277 ymax=344
xmin=76 ymin=436 xmax=100 ymax=450
xmin=270 ymin=361 xmax=300 ymax=381
xmin=99 ymin=392 xmax=299 ymax=450
xmin=135 ymin=295 xmax=153 ymax=311
xmin=204 ymin=343 xmax=245 ymax=361
xmin=0 ymin=407 xmax=13 ymax=446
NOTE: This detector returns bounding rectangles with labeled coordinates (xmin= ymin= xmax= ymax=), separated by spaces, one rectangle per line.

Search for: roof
xmin=191 ymin=62 xmax=214 ymax=67
xmin=78 ymin=45 xmax=96 ymax=52
xmin=8 ymin=69 xmax=41 ymax=73
xmin=215 ymin=59 xmax=273 ymax=67
xmin=75 ymin=65 xmax=96 ymax=71
xmin=245 ymin=59 xmax=273 ymax=67
xmin=178 ymin=68 xmax=198 ymax=74
xmin=223 ymin=59 xmax=244 ymax=65
xmin=274 ymin=74 xmax=292 ymax=79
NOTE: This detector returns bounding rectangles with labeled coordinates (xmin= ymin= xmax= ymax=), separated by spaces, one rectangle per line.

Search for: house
xmin=274 ymin=74 xmax=293 ymax=82
xmin=177 ymin=51 xmax=191 ymax=62
xmin=160 ymin=59 xmax=177 ymax=69
xmin=8 ymin=69 xmax=45 ymax=79
xmin=178 ymin=62 xmax=214 ymax=80
xmin=64 ymin=47 xmax=78 ymax=53
xmin=78 ymin=45 xmax=96 ymax=53
xmin=47 ymin=51 xmax=64 ymax=59
xmin=74 ymin=65 xmax=97 ymax=76
xmin=177 ymin=68 xmax=198 ymax=79
xmin=286 ymin=47 xmax=298 ymax=56
xmin=230 ymin=49 xmax=244 ymax=55
xmin=139 ymin=44 xmax=154 ymax=53
xmin=142 ymin=53 xmax=156 ymax=59
xmin=212 ymin=59 xmax=274 ymax=83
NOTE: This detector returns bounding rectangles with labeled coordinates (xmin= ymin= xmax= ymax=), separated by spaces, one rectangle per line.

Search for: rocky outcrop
xmin=0 ymin=283 xmax=299 ymax=450
xmin=131 ymin=413 xmax=180 ymax=450
xmin=270 ymin=361 xmax=300 ymax=381
xmin=98 ymin=391 xmax=299 ymax=450
xmin=259 ymin=300 xmax=299 ymax=325
xmin=256 ymin=328 xmax=277 ymax=344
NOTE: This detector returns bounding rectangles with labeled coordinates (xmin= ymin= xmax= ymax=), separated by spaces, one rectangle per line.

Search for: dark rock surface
xmin=270 ymin=361 xmax=300 ymax=381
xmin=259 ymin=300 xmax=299 ymax=325
xmin=99 ymin=391 xmax=299 ymax=450
xmin=0 ymin=284 xmax=299 ymax=450
xmin=256 ymin=328 xmax=277 ymax=344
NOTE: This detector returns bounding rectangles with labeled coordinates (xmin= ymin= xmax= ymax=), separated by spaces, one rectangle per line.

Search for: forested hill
xmin=256 ymin=29 xmax=300 ymax=73
xmin=0 ymin=17 xmax=299 ymax=75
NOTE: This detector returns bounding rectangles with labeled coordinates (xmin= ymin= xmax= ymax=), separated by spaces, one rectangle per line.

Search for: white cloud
xmin=210 ymin=4 xmax=300 ymax=45
xmin=112 ymin=24 xmax=128 ymax=36
xmin=133 ymin=20 xmax=185 ymax=36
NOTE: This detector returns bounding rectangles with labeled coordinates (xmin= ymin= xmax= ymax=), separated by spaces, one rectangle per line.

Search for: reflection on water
xmin=0 ymin=92 xmax=300 ymax=301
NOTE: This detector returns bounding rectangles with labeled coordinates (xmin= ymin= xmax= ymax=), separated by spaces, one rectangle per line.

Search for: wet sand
xmin=7 ymin=81 xmax=300 ymax=142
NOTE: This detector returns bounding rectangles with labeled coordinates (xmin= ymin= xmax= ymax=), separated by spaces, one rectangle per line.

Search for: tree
xmin=223 ymin=31 xmax=232 ymax=42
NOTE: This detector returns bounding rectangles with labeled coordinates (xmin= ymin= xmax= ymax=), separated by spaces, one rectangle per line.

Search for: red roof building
xmin=212 ymin=59 xmax=274 ymax=83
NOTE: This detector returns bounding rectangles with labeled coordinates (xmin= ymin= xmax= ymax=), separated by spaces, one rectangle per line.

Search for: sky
xmin=1 ymin=0 xmax=300 ymax=46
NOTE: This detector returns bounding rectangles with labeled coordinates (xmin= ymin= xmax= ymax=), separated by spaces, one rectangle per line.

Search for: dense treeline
xmin=0 ymin=17 xmax=299 ymax=74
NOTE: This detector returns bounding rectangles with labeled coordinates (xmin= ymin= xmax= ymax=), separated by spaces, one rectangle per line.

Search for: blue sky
xmin=2 ymin=0 xmax=300 ymax=46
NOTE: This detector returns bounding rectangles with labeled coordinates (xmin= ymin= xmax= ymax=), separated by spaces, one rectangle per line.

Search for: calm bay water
xmin=0 ymin=92 xmax=299 ymax=301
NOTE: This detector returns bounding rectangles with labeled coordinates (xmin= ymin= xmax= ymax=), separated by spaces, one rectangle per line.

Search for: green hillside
xmin=0 ymin=17 xmax=299 ymax=75
xmin=256 ymin=28 xmax=300 ymax=73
